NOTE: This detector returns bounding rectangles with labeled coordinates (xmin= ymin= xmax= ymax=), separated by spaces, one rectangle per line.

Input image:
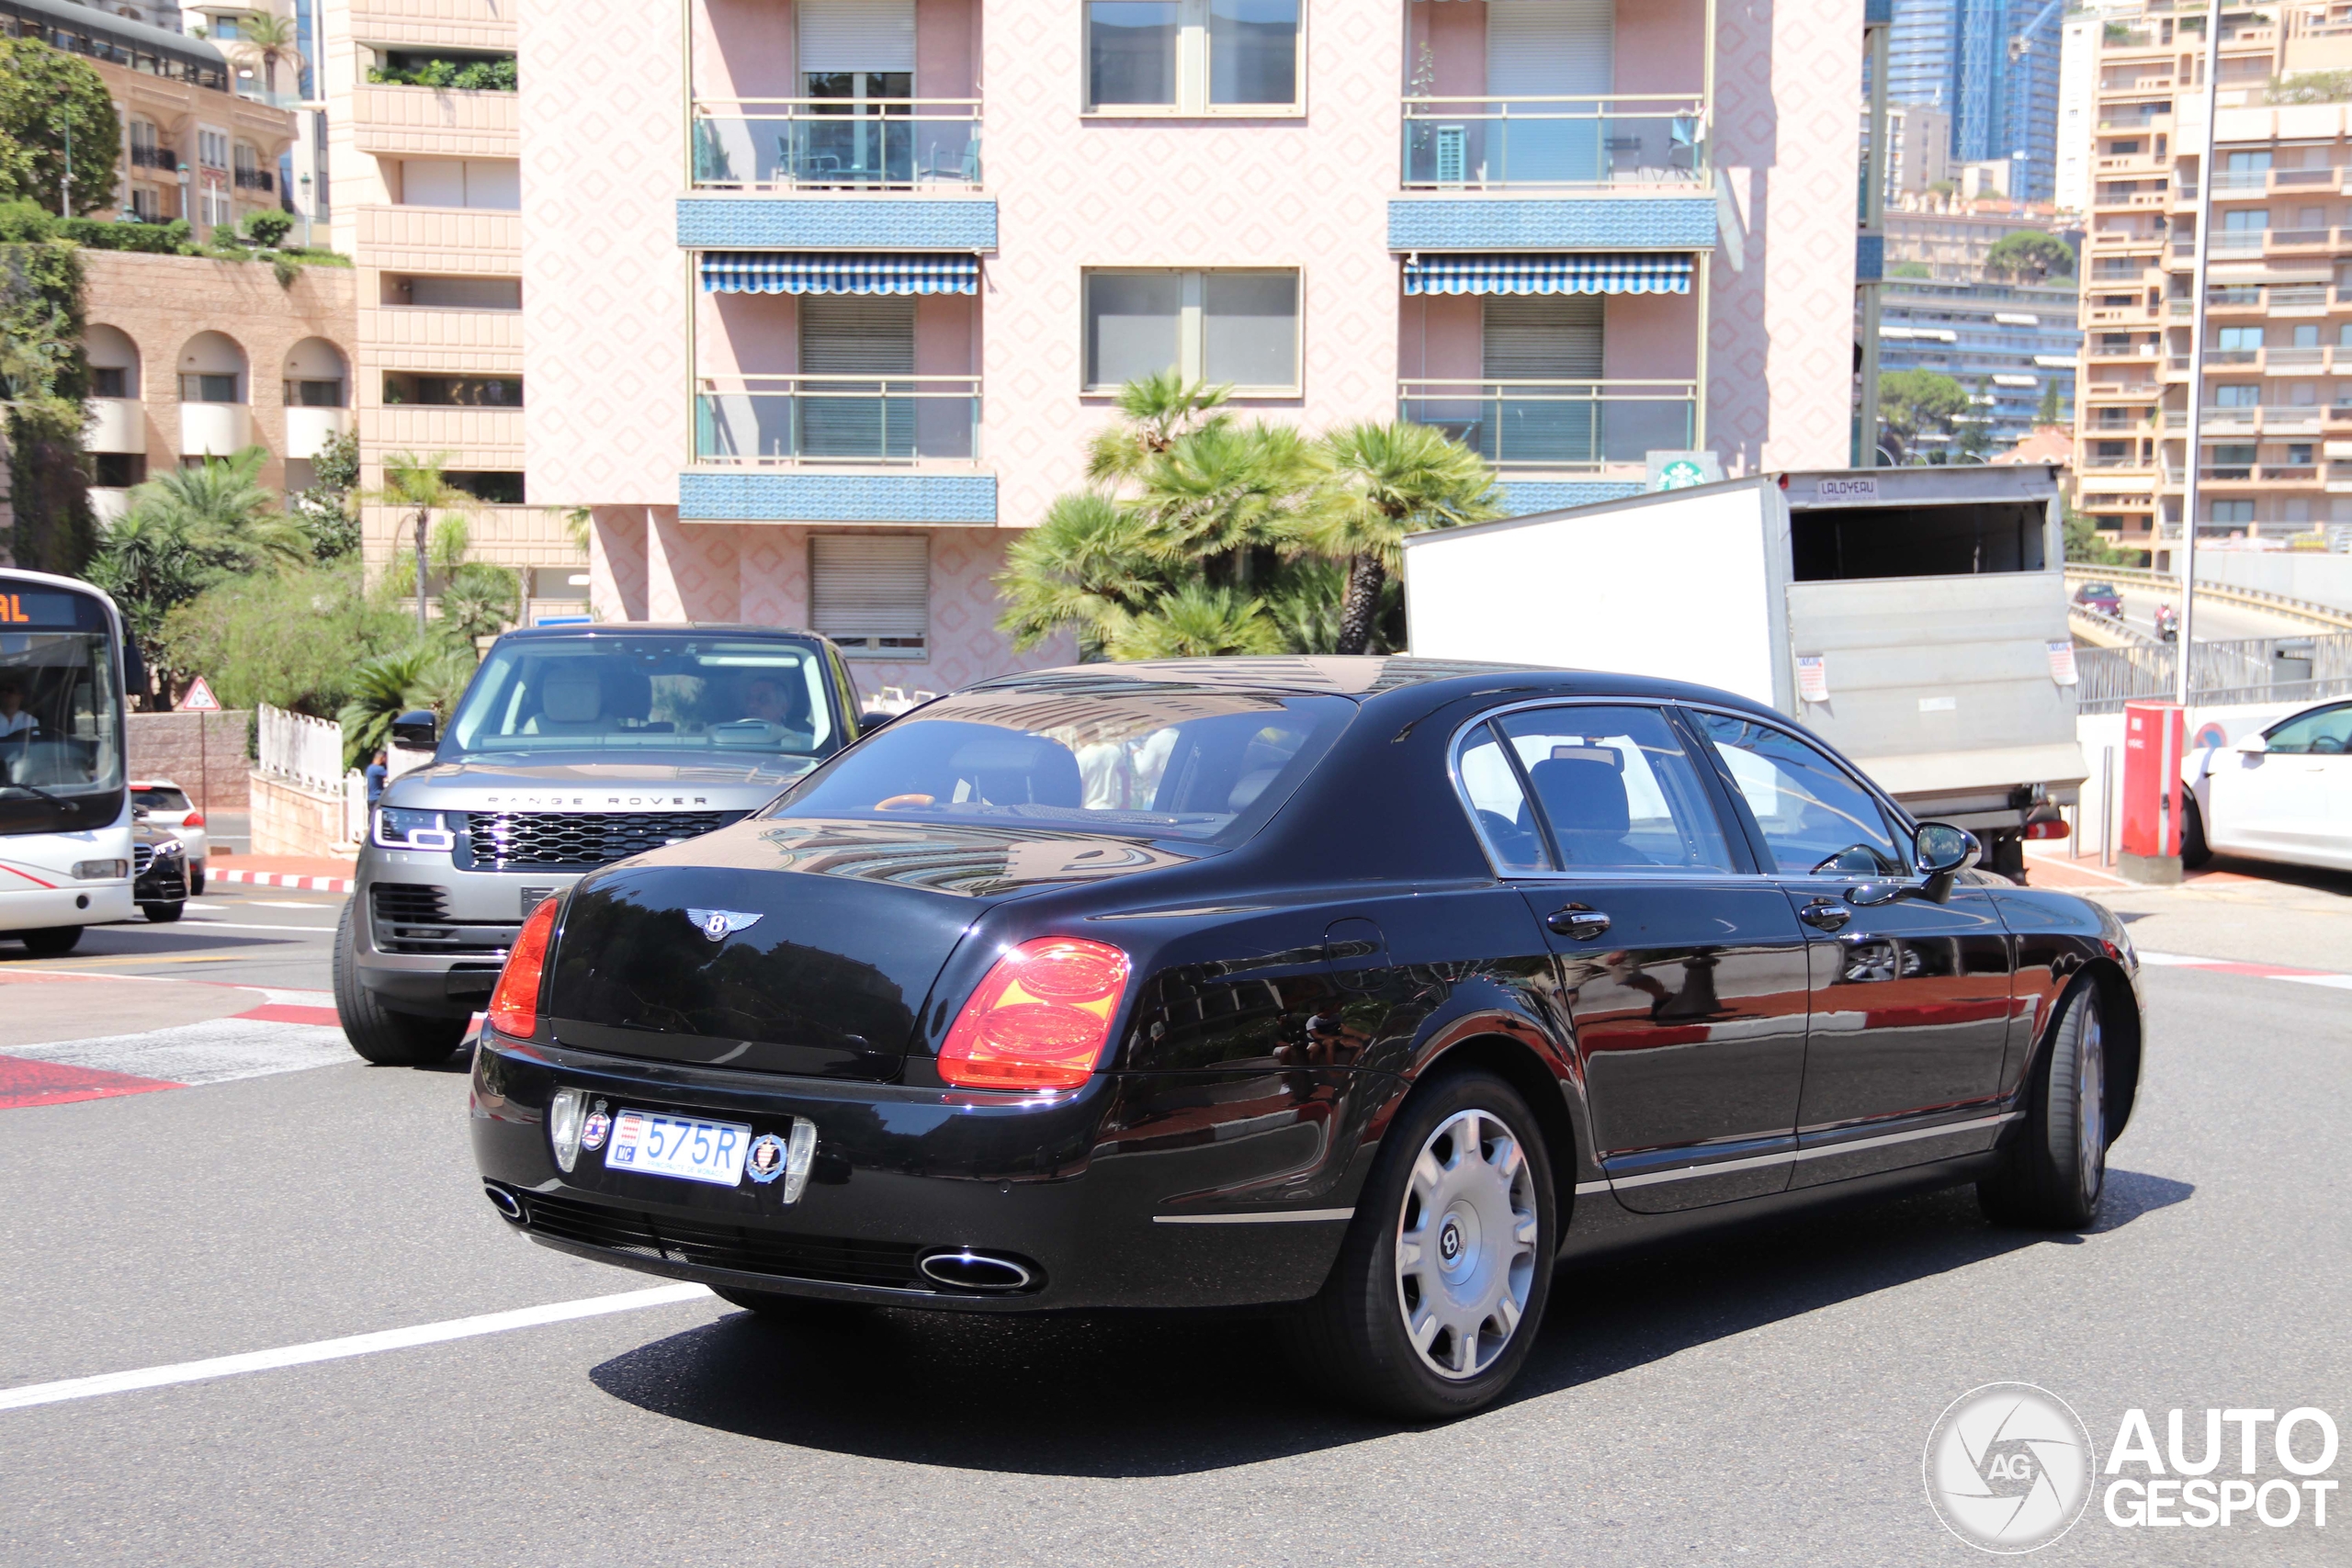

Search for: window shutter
xmin=809 ymin=535 xmax=929 ymax=651
xmin=1485 ymin=0 xmax=1611 ymax=97
xmin=800 ymin=298 xmax=915 ymax=458
xmin=1483 ymin=296 xmax=1603 ymax=465
xmin=799 ymin=0 xmax=917 ymax=74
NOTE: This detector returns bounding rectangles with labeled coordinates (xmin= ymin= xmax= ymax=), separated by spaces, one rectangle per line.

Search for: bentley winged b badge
xmin=686 ymin=908 xmax=763 ymax=942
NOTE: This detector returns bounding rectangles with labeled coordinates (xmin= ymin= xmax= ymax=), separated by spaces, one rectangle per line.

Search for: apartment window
xmin=1082 ymin=268 xmax=1299 ymax=391
xmin=809 ymin=534 xmax=928 ymax=657
xmin=284 ymin=378 xmax=346 ymax=407
xmin=179 ymin=373 xmax=238 ymax=402
xmin=383 ymin=275 xmax=522 ymax=310
xmin=445 ymin=471 xmax=526 ymax=504
xmin=130 ymin=186 xmax=159 ymax=220
xmin=1085 ymin=0 xmax=1301 ymax=113
xmin=2208 ymin=444 xmax=2256 ymax=470
xmin=92 ymin=367 xmax=129 ymax=399
xmin=382 ymin=374 xmax=523 ymax=407
xmin=2216 ymin=326 xmax=2262 ymax=350
xmin=2294 ymin=324 xmax=2321 ymax=348
xmin=397 ymin=158 xmax=520 ymax=209
xmin=2289 ymin=443 xmax=2315 ymax=466
xmin=2213 ymin=385 xmax=2260 ymax=407
xmin=2211 ymin=501 xmax=2256 ymax=525
xmin=198 ymin=128 xmax=228 ymax=169
xmin=91 ymin=452 xmax=145 ymax=488
xmin=2222 ymin=209 xmax=2269 ymax=231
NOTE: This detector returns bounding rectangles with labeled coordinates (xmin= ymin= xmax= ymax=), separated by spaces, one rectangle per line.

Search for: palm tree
xmin=234 ymin=11 xmax=301 ymax=96
xmin=117 ymin=446 xmax=309 ymax=570
xmin=371 ymin=452 xmax=473 ymax=637
xmin=336 ymin=644 xmax=444 ymax=770
xmin=1102 ymin=583 xmax=1283 ymax=660
xmin=1084 ymin=370 xmax=1235 ymax=488
xmin=1294 ymin=422 xmax=1502 ymax=656
xmin=1127 ymin=421 xmax=1313 ymax=588
xmin=994 ymin=491 xmax=1163 ymax=655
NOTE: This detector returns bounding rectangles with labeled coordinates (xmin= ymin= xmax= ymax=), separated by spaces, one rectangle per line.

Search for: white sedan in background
xmin=2185 ymin=699 xmax=2352 ymax=874
xmin=130 ymin=779 xmax=209 ymax=895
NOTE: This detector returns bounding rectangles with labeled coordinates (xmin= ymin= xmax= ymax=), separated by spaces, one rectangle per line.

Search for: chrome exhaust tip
xmin=484 ymin=1183 xmax=525 ymax=1222
xmin=919 ymin=1249 xmax=1035 ymax=1292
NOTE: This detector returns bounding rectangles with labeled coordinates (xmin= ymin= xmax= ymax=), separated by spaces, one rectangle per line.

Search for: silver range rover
xmin=334 ymin=623 xmax=873 ymax=1065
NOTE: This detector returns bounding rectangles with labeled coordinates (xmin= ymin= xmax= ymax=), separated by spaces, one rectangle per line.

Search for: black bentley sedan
xmin=471 ymin=659 xmax=2143 ymax=1417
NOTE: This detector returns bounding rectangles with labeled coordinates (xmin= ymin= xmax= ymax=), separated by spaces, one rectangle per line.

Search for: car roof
xmin=965 ymin=656 xmax=1784 ymax=716
xmin=491 ymin=623 xmax=829 ymax=642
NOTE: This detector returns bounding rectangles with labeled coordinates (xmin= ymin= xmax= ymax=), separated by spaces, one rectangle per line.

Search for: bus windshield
xmin=0 ymin=581 xmax=125 ymax=836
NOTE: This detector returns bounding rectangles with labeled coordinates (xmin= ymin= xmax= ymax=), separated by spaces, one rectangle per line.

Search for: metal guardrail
xmin=2073 ymin=632 xmax=2352 ymax=715
xmin=2066 ymin=603 xmax=2157 ymax=649
xmin=2063 ymin=564 xmax=2352 ymax=633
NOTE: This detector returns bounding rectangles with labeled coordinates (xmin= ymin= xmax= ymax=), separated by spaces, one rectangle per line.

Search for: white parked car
xmin=2184 ymin=698 xmax=2352 ymax=874
xmin=130 ymin=779 xmax=209 ymax=895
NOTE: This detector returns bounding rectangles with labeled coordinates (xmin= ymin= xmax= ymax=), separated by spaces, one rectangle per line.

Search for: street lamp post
xmin=177 ymin=164 xmax=194 ymax=234
xmin=299 ymin=172 xmax=312 ymax=249
xmin=2176 ymin=0 xmax=2223 ymax=705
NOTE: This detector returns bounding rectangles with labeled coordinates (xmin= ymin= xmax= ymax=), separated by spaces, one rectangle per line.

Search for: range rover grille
xmin=517 ymin=1190 xmax=928 ymax=1292
xmin=460 ymin=810 xmax=742 ymax=871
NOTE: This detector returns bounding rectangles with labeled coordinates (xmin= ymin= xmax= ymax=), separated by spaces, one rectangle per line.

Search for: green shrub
xmin=242 ymin=209 xmax=294 ymax=248
xmin=59 ymin=216 xmax=190 ymax=254
xmin=368 ymin=56 xmax=516 ymax=91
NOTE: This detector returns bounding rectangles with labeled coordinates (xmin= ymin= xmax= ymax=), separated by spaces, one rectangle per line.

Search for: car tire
xmin=190 ymin=861 xmax=206 ymax=897
xmin=333 ymin=898 xmax=468 ymax=1066
xmin=1979 ymin=979 xmax=2108 ymax=1231
xmin=1287 ymin=1068 xmax=1557 ymax=1421
xmin=141 ymin=900 xmax=185 ymax=923
xmin=712 ymin=1286 xmax=872 ymax=1325
xmin=19 ymin=925 xmax=82 ymax=957
xmin=2180 ymin=795 xmax=2212 ymax=869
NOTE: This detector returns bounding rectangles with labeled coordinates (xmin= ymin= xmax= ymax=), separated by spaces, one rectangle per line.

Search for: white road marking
xmin=2278 ymin=974 xmax=2352 ymax=990
xmin=4 ymin=1017 xmax=352 ymax=1086
xmin=133 ymin=919 xmax=337 ymax=934
xmin=245 ymin=900 xmax=339 ymax=909
xmin=0 ymin=1283 xmax=714 ymax=1412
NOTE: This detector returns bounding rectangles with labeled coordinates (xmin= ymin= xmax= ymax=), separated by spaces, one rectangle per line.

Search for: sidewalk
xmin=208 ymin=851 xmax=357 ymax=894
xmin=2026 ymin=842 xmax=2352 ymax=973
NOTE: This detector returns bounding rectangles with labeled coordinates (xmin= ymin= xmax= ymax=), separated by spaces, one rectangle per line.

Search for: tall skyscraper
xmin=1888 ymin=0 xmax=2063 ymax=203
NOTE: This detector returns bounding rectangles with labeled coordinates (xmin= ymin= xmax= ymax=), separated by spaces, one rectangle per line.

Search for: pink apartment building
xmin=519 ymin=0 xmax=1864 ymax=697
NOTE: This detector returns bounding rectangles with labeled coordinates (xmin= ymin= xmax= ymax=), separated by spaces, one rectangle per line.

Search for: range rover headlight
xmin=375 ymin=807 xmax=456 ymax=852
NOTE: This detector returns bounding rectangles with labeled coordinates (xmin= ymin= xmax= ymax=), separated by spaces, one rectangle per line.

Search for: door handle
xmin=1546 ymin=903 xmax=1611 ymax=940
xmin=1799 ymin=899 xmax=1853 ymax=932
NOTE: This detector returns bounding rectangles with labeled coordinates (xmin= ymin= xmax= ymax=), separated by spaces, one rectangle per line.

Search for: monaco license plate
xmin=604 ymin=1110 xmax=752 ymax=1188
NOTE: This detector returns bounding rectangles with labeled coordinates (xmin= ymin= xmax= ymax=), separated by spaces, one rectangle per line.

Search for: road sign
xmin=178 ymin=676 xmax=221 ymax=713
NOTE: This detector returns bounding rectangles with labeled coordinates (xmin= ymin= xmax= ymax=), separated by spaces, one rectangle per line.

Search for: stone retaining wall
xmin=250 ymin=772 xmax=346 ymax=858
xmin=127 ymin=711 xmax=251 ymax=807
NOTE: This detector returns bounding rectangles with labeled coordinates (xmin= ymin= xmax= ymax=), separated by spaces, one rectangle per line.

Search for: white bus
xmin=0 ymin=568 xmax=137 ymax=953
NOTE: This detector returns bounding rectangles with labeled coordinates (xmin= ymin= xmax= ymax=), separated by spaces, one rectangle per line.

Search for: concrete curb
xmin=210 ymin=869 xmax=356 ymax=894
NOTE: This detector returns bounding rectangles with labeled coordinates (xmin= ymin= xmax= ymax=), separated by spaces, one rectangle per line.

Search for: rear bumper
xmin=470 ymin=1032 xmax=1385 ymax=1313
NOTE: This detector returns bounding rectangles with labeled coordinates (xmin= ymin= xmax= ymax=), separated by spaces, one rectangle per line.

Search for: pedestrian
xmin=364 ymin=748 xmax=389 ymax=809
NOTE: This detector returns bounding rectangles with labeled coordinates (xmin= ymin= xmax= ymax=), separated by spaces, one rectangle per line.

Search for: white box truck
xmin=1400 ymin=465 xmax=2086 ymax=880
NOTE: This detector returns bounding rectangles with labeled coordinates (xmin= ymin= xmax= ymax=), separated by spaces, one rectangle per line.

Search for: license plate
xmin=604 ymin=1109 xmax=753 ymax=1188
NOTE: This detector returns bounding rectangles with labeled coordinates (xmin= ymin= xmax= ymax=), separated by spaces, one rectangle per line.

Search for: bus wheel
xmin=20 ymin=926 xmax=82 ymax=957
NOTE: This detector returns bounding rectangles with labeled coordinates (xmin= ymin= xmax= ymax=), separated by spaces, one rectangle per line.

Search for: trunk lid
xmin=544 ymin=816 xmax=1200 ymax=1078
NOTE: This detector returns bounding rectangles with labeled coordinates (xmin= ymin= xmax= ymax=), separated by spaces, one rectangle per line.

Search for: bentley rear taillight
xmin=489 ymin=897 xmax=559 ymax=1038
xmin=937 ymin=938 xmax=1132 ymax=1091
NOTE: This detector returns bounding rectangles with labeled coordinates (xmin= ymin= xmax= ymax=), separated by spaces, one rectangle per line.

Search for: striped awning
xmin=698 ymin=253 xmax=978 ymax=295
xmin=1403 ymin=254 xmax=1692 ymax=296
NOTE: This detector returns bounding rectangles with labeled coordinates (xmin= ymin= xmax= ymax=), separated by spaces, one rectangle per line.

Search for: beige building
xmin=1862 ymin=99 xmax=1952 ymax=197
xmin=2075 ymin=1 xmax=2352 ymax=560
xmin=3 ymin=0 xmax=295 ymax=236
xmin=1883 ymin=208 xmax=2079 ymax=282
xmin=81 ymin=248 xmax=355 ymax=519
xmin=321 ymin=0 xmax=584 ymax=616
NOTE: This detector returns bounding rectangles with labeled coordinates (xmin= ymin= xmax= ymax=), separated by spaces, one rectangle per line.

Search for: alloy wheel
xmin=1393 ymin=1107 xmax=1540 ymax=1381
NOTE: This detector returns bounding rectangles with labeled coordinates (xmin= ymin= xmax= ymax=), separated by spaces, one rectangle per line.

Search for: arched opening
xmin=177 ymin=332 xmax=252 ymax=459
xmin=281 ymin=337 xmax=350 ymax=474
xmin=85 ymin=324 xmax=140 ymax=401
xmin=85 ymin=324 xmax=146 ymax=505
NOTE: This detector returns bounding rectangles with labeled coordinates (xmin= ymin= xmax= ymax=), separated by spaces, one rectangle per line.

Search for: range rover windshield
xmin=768 ymin=686 xmax=1355 ymax=845
xmin=0 ymin=585 xmax=125 ymax=837
xmin=447 ymin=637 xmax=839 ymax=757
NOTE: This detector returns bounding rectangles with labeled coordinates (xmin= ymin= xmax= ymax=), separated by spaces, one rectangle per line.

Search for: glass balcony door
xmin=799 ymin=0 xmax=916 ymax=186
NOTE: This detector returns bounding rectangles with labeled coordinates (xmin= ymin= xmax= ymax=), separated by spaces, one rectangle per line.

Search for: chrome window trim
xmin=1443 ymin=695 xmax=1768 ymax=884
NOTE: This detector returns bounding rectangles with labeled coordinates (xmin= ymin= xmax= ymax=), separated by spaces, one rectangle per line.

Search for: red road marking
xmin=234 ymin=1003 xmax=341 ymax=1027
xmin=210 ymin=870 xmax=355 ymax=894
xmin=0 ymin=1055 xmax=179 ymax=1110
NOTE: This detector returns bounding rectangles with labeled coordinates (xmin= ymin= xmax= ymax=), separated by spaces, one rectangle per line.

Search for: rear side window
xmin=1692 ymin=712 xmax=1905 ymax=875
xmin=772 ymin=688 xmax=1354 ymax=845
xmin=134 ymin=787 xmax=191 ymax=812
xmin=1456 ymin=705 xmax=1735 ymax=874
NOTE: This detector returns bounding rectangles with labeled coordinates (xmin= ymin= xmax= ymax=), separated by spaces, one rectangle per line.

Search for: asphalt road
xmin=2101 ymin=583 xmax=2316 ymax=646
xmin=0 ymin=882 xmax=341 ymax=990
xmin=1 ymin=905 xmax=2346 ymax=1564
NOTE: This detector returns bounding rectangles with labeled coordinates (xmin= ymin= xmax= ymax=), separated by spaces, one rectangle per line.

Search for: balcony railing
xmin=1396 ymin=378 xmax=1697 ymax=468
xmin=690 ymin=100 xmax=982 ymax=190
xmin=693 ymin=375 xmax=980 ymax=465
xmin=233 ymin=167 xmax=274 ymax=192
xmin=129 ymin=143 xmax=178 ymax=171
xmin=1400 ymin=95 xmax=1706 ymax=189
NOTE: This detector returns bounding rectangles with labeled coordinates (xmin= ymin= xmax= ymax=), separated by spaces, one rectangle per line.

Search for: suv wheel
xmin=334 ymin=898 xmax=468 ymax=1066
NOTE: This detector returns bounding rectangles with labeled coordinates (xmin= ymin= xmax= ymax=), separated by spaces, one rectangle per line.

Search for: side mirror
xmin=2233 ymin=732 xmax=2267 ymax=755
xmin=390 ymin=709 xmax=439 ymax=751
xmin=1913 ymin=822 xmax=1980 ymax=902
xmin=857 ymin=710 xmax=896 ymax=735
